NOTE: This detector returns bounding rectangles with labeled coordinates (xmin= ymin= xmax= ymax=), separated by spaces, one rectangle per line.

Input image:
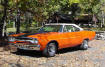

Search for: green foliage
xmin=6 ymin=0 xmax=103 ymax=23
xmin=69 ymin=0 xmax=80 ymax=5
xmin=0 ymin=2 xmax=4 ymax=21
xmin=79 ymin=0 xmax=101 ymax=14
xmin=1 ymin=0 xmax=105 ymax=34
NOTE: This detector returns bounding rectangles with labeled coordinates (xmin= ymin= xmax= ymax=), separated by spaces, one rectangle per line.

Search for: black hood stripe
xmin=18 ymin=33 xmax=42 ymax=37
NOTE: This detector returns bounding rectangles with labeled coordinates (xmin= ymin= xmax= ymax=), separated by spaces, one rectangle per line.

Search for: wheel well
xmin=84 ymin=38 xmax=89 ymax=41
xmin=48 ymin=41 xmax=59 ymax=49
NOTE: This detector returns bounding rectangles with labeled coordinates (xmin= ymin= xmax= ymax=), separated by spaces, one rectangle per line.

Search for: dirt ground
xmin=0 ymin=40 xmax=105 ymax=67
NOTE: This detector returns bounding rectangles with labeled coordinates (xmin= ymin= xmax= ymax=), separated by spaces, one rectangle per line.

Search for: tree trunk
xmin=102 ymin=10 xmax=104 ymax=27
xmin=3 ymin=20 xmax=7 ymax=36
xmin=0 ymin=0 xmax=8 ymax=46
xmin=25 ymin=12 xmax=32 ymax=30
xmin=16 ymin=9 xmax=20 ymax=34
xmin=0 ymin=0 xmax=8 ymax=37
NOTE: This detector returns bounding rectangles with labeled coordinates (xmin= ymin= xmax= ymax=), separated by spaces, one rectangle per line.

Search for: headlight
xmin=30 ymin=38 xmax=38 ymax=44
xmin=8 ymin=37 xmax=15 ymax=42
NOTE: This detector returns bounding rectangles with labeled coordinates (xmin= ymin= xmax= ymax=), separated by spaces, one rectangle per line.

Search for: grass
xmin=7 ymin=27 xmax=25 ymax=33
xmin=90 ymin=27 xmax=105 ymax=31
xmin=7 ymin=26 xmax=41 ymax=33
xmin=7 ymin=28 xmax=16 ymax=33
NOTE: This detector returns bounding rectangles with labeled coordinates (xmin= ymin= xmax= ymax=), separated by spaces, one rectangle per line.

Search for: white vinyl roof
xmin=45 ymin=23 xmax=84 ymax=31
xmin=45 ymin=23 xmax=76 ymax=25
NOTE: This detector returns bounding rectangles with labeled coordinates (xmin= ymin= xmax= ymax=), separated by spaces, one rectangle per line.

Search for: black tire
xmin=43 ymin=43 xmax=57 ymax=57
xmin=80 ymin=40 xmax=88 ymax=50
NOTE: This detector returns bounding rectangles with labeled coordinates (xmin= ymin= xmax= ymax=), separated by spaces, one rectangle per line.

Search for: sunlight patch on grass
xmin=7 ymin=28 xmax=16 ymax=33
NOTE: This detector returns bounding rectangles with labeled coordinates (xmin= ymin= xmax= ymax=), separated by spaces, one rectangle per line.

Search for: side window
xmin=63 ymin=25 xmax=80 ymax=32
xmin=63 ymin=26 xmax=67 ymax=32
xmin=66 ymin=25 xmax=74 ymax=32
xmin=63 ymin=25 xmax=74 ymax=32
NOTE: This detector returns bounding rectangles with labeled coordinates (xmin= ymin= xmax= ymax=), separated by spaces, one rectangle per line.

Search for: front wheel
xmin=43 ymin=43 xmax=57 ymax=57
xmin=17 ymin=48 xmax=24 ymax=53
xmin=80 ymin=40 xmax=88 ymax=50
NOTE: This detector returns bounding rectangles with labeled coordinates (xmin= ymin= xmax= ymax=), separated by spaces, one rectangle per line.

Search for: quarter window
xmin=73 ymin=26 xmax=80 ymax=32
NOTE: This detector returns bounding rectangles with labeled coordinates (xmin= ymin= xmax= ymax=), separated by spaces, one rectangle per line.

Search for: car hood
xmin=13 ymin=32 xmax=59 ymax=39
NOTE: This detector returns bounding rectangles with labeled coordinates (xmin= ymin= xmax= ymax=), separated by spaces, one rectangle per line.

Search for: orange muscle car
xmin=8 ymin=23 xmax=96 ymax=57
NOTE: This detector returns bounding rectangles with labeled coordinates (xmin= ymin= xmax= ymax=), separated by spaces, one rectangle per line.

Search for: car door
xmin=71 ymin=26 xmax=83 ymax=46
xmin=64 ymin=25 xmax=83 ymax=47
xmin=62 ymin=25 xmax=74 ymax=47
xmin=58 ymin=25 xmax=73 ymax=48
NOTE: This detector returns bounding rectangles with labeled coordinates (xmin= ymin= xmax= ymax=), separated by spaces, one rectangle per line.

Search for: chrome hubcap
xmin=83 ymin=40 xmax=88 ymax=48
xmin=48 ymin=44 xmax=56 ymax=53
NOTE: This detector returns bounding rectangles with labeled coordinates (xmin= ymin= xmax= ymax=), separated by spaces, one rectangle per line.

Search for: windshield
xmin=38 ymin=25 xmax=62 ymax=33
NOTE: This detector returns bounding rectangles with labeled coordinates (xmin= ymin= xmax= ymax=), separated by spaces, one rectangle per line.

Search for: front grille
xmin=16 ymin=37 xmax=33 ymax=40
xmin=15 ymin=37 xmax=33 ymax=42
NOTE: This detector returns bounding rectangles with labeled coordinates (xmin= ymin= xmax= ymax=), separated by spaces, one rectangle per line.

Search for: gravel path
xmin=0 ymin=40 xmax=105 ymax=67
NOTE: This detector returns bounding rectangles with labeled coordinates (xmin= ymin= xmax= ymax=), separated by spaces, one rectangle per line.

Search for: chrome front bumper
xmin=9 ymin=43 xmax=40 ymax=51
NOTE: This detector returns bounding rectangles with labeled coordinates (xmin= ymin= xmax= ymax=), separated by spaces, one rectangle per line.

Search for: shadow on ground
xmin=58 ymin=47 xmax=82 ymax=54
xmin=12 ymin=46 xmax=87 ymax=58
xmin=12 ymin=50 xmax=43 ymax=58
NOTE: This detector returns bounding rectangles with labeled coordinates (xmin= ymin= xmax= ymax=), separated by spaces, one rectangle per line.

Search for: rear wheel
xmin=43 ymin=43 xmax=57 ymax=57
xmin=80 ymin=40 xmax=88 ymax=50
